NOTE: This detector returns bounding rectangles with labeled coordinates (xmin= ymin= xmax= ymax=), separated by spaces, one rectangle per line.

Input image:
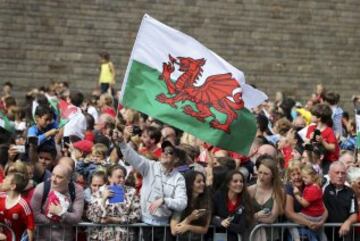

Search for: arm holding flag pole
xmin=112 ymin=127 xmax=150 ymax=176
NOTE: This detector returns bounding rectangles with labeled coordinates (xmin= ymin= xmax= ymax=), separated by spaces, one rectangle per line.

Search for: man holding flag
xmin=115 ymin=13 xmax=267 ymax=241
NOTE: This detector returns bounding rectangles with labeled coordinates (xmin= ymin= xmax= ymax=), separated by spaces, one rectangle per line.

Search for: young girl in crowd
xmin=293 ymin=164 xmax=326 ymax=241
xmin=99 ymin=93 xmax=116 ymax=118
xmin=170 ymin=171 xmax=211 ymax=240
xmin=306 ymin=103 xmax=340 ymax=174
xmin=212 ymin=170 xmax=254 ymax=241
xmin=98 ymin=52 xmax=116 ymax=94
xmin=83 ymin=170 xmax=107 ymax=204
xmin=248 ymin=156 xmax=285 ymax=241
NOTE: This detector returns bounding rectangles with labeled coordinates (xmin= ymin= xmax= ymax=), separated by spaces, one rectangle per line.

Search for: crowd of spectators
xmin=0 ymin=79 xmax=359 ymax=241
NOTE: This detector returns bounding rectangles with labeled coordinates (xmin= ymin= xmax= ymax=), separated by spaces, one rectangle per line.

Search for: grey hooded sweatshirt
xmin=119 ymin=142 xmax=187 ymax=225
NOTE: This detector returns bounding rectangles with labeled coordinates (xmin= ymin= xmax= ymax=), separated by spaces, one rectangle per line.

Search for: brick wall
xmin=1 ymin=0 xmax=359 ymax=111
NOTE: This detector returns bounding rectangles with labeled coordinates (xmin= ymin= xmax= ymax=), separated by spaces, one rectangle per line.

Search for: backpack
xmin=41 ymin=179 xmax=76 ymax=210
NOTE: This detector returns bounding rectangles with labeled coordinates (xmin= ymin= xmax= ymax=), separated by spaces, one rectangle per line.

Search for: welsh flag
xmin=120 ymin=14 xmax=267 ymax=154
xmin=0 ymin=111 xmax=15 ymax=133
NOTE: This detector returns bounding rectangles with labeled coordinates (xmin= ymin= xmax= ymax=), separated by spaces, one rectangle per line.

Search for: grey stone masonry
xmin=0 ymin=0 xmax=360 ymax=110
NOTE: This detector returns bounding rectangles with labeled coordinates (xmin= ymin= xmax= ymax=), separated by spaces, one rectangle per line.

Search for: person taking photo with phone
xmin=113 ymin=126 xmax=187 ymax=241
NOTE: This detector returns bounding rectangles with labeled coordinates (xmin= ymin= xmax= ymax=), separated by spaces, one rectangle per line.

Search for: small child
xmin=98 ymin=51 xmax=116 ymax=94
xmin=27 ymin=105 xmax=58 ymax=147
xmin=75 ymin=143 xmax=108 ymax=181
xmin=99 ymin=93 xmax=116 ymax=118
xmin=0 ymin=172 xmax=35 ymax=241
xmin=139 ymin=126 xmax=162 ymax=159
xmin=293 ymin=164 xmax=326 ymax=241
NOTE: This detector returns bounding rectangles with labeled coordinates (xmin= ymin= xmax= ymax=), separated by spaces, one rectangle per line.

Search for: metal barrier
xmin=35 ymin=222 xmax=215 ymax=241
xmin=0 ymin=223 xmax=15 ymax=241
xmin=249 ymin=223 xmax=360 ymax=241
xmin=34 ymin=222 xmax=360 ymax=241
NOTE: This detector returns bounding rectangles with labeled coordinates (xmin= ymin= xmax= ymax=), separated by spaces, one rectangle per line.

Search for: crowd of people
xmin=0 ymin=59 xmax=360 ymax=241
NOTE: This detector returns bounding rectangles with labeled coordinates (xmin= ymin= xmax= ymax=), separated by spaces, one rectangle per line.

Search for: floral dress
xmin=86 ymin=185 xmax=141 ymax=241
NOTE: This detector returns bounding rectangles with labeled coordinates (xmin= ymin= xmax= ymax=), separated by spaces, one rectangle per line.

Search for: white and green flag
xmin=120 ymin=14 xmax=267 ymax=154
xmin=0 ymin=111 xmax=15 ymax=133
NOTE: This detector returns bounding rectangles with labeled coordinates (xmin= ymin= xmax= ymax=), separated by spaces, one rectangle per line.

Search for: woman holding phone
xmin=212 ymin=170 xmax=254 ymax=241
xmin=170 ymin=171 xmax=212 ymax=241
xmin=86 ymin=165 xmax=141 ymax=241
xmin=248 ymin=155 xmax=285 ymax=241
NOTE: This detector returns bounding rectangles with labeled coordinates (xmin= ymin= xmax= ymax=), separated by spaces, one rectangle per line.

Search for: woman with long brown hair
xmin=170 ymin=171 xmax=211 ymax=241
xmin=248 ymin=155 xmax=285 ymax=241
xmin=212 ymin=170 xmax=254 ymax=241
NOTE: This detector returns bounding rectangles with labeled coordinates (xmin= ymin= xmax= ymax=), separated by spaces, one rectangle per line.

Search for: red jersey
xmin=0 ymin=193 xmax=35 ymax=241
xmin=306 ymin=125 xmax=340 ymax=162
xmin=301 ymin=183 xmax=325 ymax=217
xmin=139 ymin=146 xmax=162 ymax=159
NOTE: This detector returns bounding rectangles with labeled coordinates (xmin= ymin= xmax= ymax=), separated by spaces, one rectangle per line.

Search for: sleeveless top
xmin=252 ymin=185 xmax=279 ymax=241
xmin=99 ymin=63 xmax=113 ymax=84
xmin=252 ymin=185 xmax=274 ymax=212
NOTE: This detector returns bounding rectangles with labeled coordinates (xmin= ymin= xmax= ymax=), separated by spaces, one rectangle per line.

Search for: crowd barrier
xmin=14 ymin=222 xmax=360 ymax=241
xmin=249 ymin=223 xmax=360 ymax=241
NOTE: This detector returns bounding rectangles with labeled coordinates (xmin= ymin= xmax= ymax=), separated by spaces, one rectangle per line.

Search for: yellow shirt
xmin=99 ymin=63 xmax=113 ymax=84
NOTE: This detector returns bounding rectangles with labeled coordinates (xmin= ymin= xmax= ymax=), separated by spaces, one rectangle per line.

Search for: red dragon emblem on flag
xmin=156 ymin=55 xmax=244 ymax=133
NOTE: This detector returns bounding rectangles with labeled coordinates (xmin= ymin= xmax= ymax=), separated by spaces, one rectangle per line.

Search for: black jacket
xmin=212 ymin=190 xmax=250 ymax=241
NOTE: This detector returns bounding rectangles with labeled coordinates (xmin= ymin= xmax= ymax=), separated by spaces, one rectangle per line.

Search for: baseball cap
xmin=161 ymin=141 xmax=188 ymax=161
xmin=73 ymin=140 xmax=93 ymax=154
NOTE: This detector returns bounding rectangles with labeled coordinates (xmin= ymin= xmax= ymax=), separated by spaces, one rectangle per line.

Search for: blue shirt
xmin=27 ymin=121 xmax=58 ymax=147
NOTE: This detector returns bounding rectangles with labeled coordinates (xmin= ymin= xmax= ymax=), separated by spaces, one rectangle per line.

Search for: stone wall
xmin=1 ymin=0 xmax=359 ymax=111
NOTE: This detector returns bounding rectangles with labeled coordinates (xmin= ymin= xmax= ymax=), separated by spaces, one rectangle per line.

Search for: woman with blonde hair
xmin=285 ymin=160 xmax=328 ymax=241
xmin=248 ymin=155 xmax=285 ymax=241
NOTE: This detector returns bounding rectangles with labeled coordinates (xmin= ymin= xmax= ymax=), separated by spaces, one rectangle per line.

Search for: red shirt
xmin=227 ymin=196 xmax=241 ymax=214
xmin=139 ymin=146 xmax=162 ymax=159
xmin=0 ymin=168 xmax=4 ymax=183
xmin=301 ymin=183 xmax=325 ymax=217
xmin=0 ymin=193 xmax=35 ymax=241
xmin=281 ymin=145 xmax=293 ymax=168
xmin=306 ymin=125 xmax=340 ymax=162
xmin=101 ymin=106 xmax=116 ymax=118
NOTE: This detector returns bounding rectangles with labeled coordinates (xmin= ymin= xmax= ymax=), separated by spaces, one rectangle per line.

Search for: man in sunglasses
xmin=113 ymin=127 xmax=187 ymax=241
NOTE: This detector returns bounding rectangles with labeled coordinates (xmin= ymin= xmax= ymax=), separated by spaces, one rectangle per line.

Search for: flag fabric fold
xmin=120 ymin=14 xmax=267 ymax=154
xmin=0 ymin=111 xmax=15 ymax=134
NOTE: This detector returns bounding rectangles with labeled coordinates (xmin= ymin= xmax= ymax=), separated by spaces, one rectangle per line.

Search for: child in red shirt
xmin=293 ymin=164 xmax=326 ymax=241
xmin=306 ymin=103 xmax=340 ymax=174
xmin=0 ymin=172 xmax=35 ymax=241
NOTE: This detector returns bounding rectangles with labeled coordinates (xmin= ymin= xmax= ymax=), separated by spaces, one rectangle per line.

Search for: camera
xmin=132 ymin=125 xmax=142 ymax=136
xmin=311 ymin=129 xmax=321 ymax=143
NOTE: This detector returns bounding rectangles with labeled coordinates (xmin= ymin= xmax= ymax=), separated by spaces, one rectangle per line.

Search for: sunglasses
xmin=164 ymin=149 xmax=175 ymax=156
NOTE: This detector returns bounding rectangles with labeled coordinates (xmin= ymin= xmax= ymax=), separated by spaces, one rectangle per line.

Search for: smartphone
xmin=13 ymin=145 xmax=25 ymax=153
xmin=28 ymin=136 xmax=38 ymax=146
xmin=108 ymin=185 xmax=125 ymax=203
xmin=262 ymin=208 xmax=271 ymax=214
xmin=62 ymin=136 xmax=70 ymax=148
